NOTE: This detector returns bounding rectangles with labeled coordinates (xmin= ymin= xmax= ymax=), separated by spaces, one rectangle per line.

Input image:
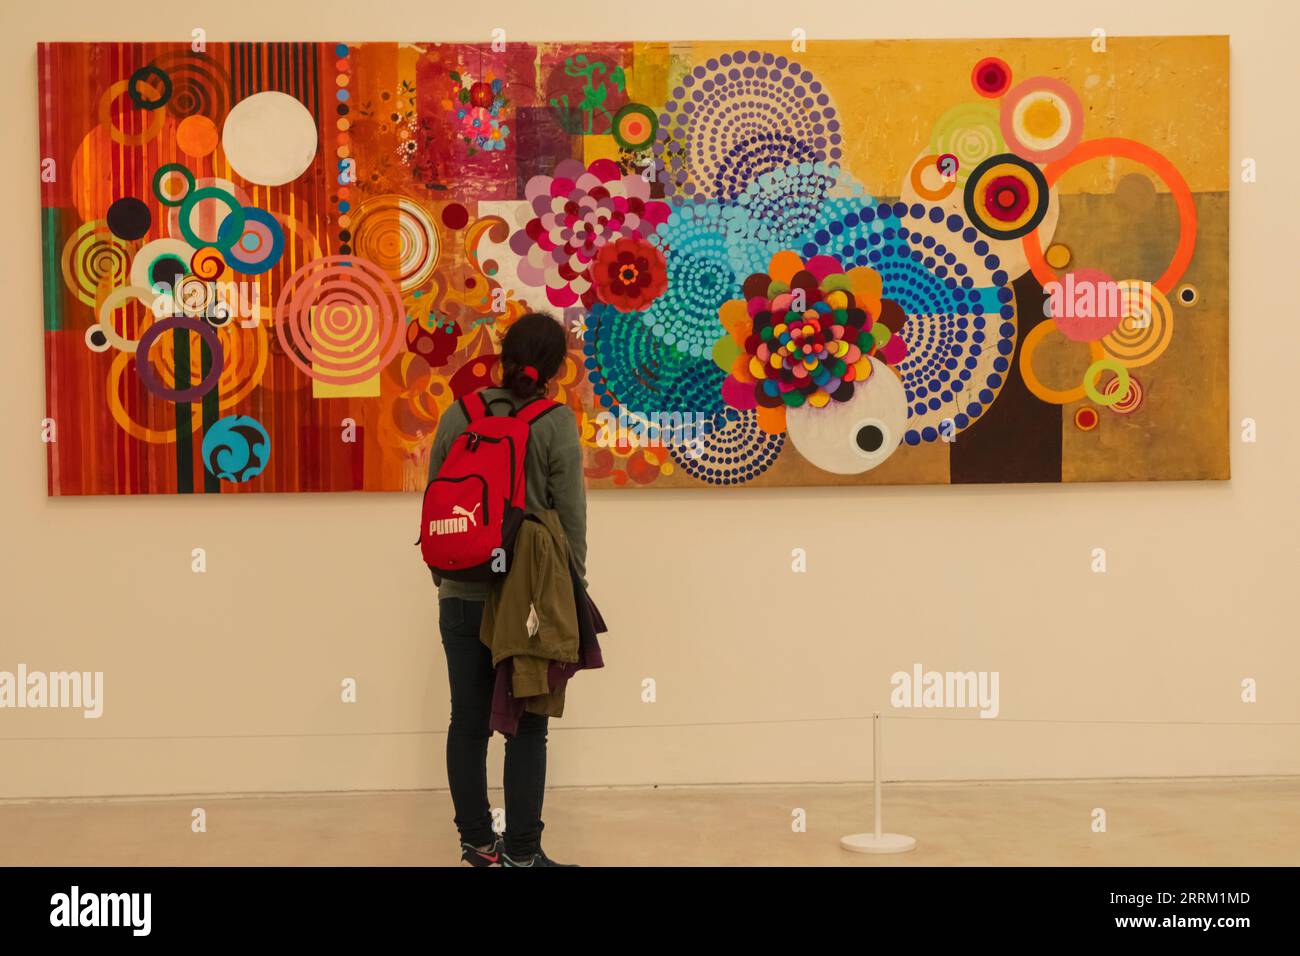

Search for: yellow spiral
xmin=350 ymin=195 xmax=440 ymax=291
xmin=1102 ymin=281 xmax=1174 ymax=368
xmin=62 ymin=221 xmax=135 ymax=307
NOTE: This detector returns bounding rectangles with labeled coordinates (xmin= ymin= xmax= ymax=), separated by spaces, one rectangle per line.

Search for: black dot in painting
xmin=338 ymin=230 xmax=351 ymax=241
xmin=830 ymin=380 xmax=855 ymax=402
xmin=150 ymin=256 xmax=185 ymax=291
xmin=855 ymin=424 xmax=884 ymax=453
xmin=338 ymin=244 xmax=351 ymax=254
xmin=337 ymin=104 xmax=349 ymax=116
xmin=106 ymin=197 xmax=151 ymax=240
xmin=89 ymin=329 xmax=107 ymax=347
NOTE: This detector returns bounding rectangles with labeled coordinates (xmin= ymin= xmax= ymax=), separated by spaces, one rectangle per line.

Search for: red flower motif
xmin=592 ymin=237 xmax=668 ymax=312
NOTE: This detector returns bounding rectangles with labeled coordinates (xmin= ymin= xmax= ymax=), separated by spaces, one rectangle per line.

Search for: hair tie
xmin=520 ymin=365 xmax=539 ymax=382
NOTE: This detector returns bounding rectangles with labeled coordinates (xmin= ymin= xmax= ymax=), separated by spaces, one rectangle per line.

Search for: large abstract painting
xmin=37 ymin=38 xmax=1228 ymax=494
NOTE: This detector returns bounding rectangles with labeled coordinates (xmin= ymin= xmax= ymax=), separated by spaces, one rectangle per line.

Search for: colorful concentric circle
xmin=963 ymin=153 xmax=1049 ymax=240
xmin=928 ymin=102 xmax=1004 ymax=187
xmin=611 ymin=102 xmax=658 ymax=151
xmin=153 ymin=163 xmax=196 ymax=208
xmin=349 ymin=195 xmax=439 ymax=290
xmin=274 ymin=255 xmax=405 ymax=385
xmin=1100 ymin=281 xmax=1173 ymax=368
xmin=1102 ymin=372 xmax=1143 ymax=414
xmin=60 ymin=221 xmax=135 ymax=307
xmin=1000 ymin=77 xmax=1084 ymax=163
xmin=224 ymin=206 xmax=286 ymax=275
xmin=971 ymin=57 xmax=1012 ymax=98
xmin=909 ymin=154 xmax=957 ymax=201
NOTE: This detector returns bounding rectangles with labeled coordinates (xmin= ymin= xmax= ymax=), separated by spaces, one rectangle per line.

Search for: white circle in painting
xmin=786 ymin=357 xmax=908 ymax=474
xmin=221 ymin=92 xmax=318 ymax=187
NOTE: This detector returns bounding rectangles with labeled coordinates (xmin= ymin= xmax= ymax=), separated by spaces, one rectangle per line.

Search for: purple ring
xmin=134 ymin=315 xmax=223 ymax=402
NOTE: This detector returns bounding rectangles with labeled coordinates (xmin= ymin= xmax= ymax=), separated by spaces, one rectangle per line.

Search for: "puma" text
xmin=429 ymin=517 xmax=469 ymax=536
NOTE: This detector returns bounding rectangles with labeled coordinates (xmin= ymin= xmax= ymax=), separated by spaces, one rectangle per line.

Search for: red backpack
xmin=420 ymin=390 xmax=561 ymax=581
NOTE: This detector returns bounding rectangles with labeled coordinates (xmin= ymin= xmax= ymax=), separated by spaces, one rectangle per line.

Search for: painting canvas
xmin=36 ymin=37 xmax=1228 ymax=495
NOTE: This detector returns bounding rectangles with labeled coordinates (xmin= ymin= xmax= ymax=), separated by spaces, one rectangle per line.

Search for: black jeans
xmin=438 ymin=597 xmax=548 ymax=857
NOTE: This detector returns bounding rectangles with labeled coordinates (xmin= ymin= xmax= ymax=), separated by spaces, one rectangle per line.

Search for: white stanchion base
xmin=840 ymin=832 xmax=917 ymax=854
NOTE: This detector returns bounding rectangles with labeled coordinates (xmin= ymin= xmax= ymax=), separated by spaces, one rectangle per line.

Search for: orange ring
xmin=1019 ymin=318 xmax=1105 ymax=405
xmin=106 ymin=350 xmax=198 ymax=443
xmin=1022 ymin=138 xmax=1197 ymax=295
xmin=97 ymin=79 xmax=166 ymax=146
xmin=909 ymin=154 xmax=957 ymax=201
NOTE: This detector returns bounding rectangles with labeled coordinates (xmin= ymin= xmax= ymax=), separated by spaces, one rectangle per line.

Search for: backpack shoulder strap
xmin=513 ymin=398 xmax=563 ymax=426
xmin=460 ymin=390 xmax=488 ymax=424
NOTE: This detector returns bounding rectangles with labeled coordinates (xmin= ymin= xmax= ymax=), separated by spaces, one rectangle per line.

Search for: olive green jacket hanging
xmin=480 ymin=510 xmax=579 ymax=717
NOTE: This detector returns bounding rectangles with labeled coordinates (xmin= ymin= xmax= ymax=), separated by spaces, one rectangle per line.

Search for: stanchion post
xmin=874 ymin=712 xmax=883 ymax=840
xmin=840 ymin=712 xmax=917 ymax=854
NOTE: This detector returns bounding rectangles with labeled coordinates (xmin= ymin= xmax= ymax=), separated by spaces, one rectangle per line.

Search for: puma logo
xmin=451 ymin=503 xmax=481 ymax=527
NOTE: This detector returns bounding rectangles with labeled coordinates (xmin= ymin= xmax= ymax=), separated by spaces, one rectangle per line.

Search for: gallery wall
xmin=2 ymin=0 xmax=1298 ymax=799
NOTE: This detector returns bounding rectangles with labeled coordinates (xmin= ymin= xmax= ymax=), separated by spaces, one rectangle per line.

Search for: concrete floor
xmin=1 ymin=778 xmax=1296 ymax=866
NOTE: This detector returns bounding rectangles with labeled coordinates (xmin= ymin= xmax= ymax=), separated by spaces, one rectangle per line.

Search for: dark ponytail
xmin=499 ymin=312 xmax=567 ymax=401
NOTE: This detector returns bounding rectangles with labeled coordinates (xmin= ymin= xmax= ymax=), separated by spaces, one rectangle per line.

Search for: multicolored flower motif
xmin=712 ymin=251 xmax=908 ymax=435
xmin=448 ymin=72 xmax=509 ymax=154
xmin=592 ymin=236 xmax=668 ymax=312
xmin=509 ymin=158 xmax=671 ymax=309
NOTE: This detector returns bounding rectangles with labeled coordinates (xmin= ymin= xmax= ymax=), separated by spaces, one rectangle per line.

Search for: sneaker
xmin=459 ymin=837 xmax=503 ymax=867
xmin=501 ymin=847 xmax=578 ymax=867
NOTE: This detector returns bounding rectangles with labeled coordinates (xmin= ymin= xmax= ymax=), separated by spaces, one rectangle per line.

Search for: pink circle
xmin=1050 ymin=268 xmax=1125 ymax=342
xmin=879 ymin=334 xmax=907 ymax=365
xmin=721 ymin=374 xmax=757 ymax=410
xmin=274 ymin=255 xmax=405 ymax=384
